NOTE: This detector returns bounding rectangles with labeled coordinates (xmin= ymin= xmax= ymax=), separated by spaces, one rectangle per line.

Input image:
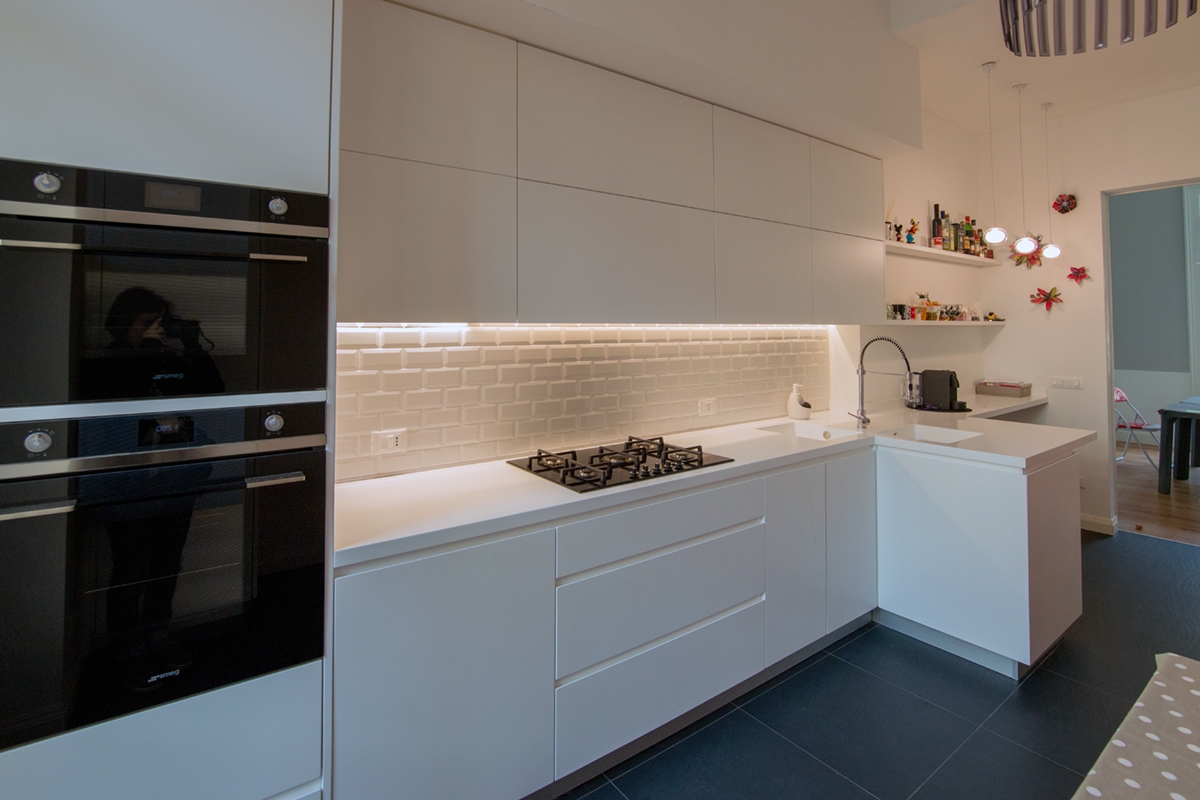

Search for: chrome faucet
xmin=849 ymin=336 xmax=919 ymax=430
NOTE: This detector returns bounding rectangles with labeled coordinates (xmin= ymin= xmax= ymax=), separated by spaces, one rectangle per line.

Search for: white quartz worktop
xmin=334 ymin=391 xmax=1093 ymax=569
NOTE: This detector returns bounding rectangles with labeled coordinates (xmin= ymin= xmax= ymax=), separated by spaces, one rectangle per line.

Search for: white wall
xmin=978 ymin=84 xmax=1200 ymax=533
xmin=0 ymin=0 xmax=334 ymax=192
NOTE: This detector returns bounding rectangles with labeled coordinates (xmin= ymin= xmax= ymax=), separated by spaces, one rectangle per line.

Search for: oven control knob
xmin=33 ymin=172 xmax=62 ymax=194
xmin=264 ymin=414 xmax=285 ymax=433
xmin=24 ymin=432 xmax=52 ymax=453
xmin=267 ymin=197 xmax=288 ymax=216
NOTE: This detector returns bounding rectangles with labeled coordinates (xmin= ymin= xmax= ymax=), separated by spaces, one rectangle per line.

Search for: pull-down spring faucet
xmin=849 ymin=336 xmax=920 ymax=430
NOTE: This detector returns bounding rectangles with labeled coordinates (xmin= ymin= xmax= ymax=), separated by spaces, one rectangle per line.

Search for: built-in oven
xmin=0 ymin=402 xmax=326 ymax=753
xmin=0 ymin=157 xmax=328 ymax=410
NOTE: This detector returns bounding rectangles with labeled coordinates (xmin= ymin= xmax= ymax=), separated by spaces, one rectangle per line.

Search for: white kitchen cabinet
xmin=713 ymin=107 xmax=811 ymax=227
xmin=332 ymin=529 xmax=555 ymax=800
xmin=517 ymin=181 xmax=715 ymax=323
xmin=809 ymin=139 xmax=884 ymax=241
xmin=826 ymin=449 xmax=878 ymax=632
xmin=765 ymin=463 xmax=827 ymax=665
xmin=517 ymin=45 xmax=714 ymax=210
xmin=1 ymin=0 xmax=332 ymax=193
xmin=714 ymin=214 xmax=813 ymax=324
xmin=811 ymin=229 xmax=885 ymax=325
xmin=339 ymin=0 xmax=516 ymax=176
xmin=337 ymin=151 xmax=517 ymax=322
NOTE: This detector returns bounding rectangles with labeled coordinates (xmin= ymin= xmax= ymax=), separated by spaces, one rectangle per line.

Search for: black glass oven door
xmin=0 ymin=449 xmax=325 ymax=752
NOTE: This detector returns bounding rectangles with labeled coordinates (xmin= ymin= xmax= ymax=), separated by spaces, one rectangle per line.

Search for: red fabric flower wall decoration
xmin=1009 ymin=237 xmax=1044 ymax=269
xmin=1030 ymin=286 xmax=1063 ymax=310
xmin=1068 ymin=266 xmax=1089 ymax=285
xmin=1053 ymin=194 xmax=1077 ymax=214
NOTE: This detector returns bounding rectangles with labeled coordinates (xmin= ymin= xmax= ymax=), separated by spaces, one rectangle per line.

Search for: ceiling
xmin=896 ymin=0 xmax=1200 ymax=133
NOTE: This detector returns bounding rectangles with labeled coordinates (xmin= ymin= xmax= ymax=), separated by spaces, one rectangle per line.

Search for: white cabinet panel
xmin=826 ymin=450 xmax=877 ymax=632
xmin=555 ymin=600 xmax=764 ymax=779
xmin=713 ymin=108 xmax=811 ymax=226
xmin=340 ymin=0 xmax=516 ymax=176
xmin=810 ymin=139 xmax=883 ymax=240
xmin=811 ymin=230 xmax=885 ymax=325
xmin=517 ymin=45 xmax=714 ymax=210
xmin=715 ymin=214 xmax=813 ymax=324
xmin=765 ymin=463 xmax=826 ymax=665
xmin=332 ymin=530 xmax=554 ymax=800
xmin=556 ymin=523 xmax=765 ymax=679
xmin=0 ymin=662 xmax=322 ymax=800
xmin=556 ymin=479 xmax=763 ymax=577
xmin=337 ymin=151 xmax=517 ymax=322
xmin=0 ymin=0 xmax=332 ymax=193
xmin=517 ymin=181 xmax=715 ymax=323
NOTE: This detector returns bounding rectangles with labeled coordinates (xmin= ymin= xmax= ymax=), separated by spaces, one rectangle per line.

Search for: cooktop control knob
xmin=24 ymin=432 xmax=52 ymax=453
xmin=264 ymin=413 xmax=285 ymax=433
xmin=267 ymin=197 xmax=288 ymax=216
xmin=33 ymin=172 xmax=62 ymax=194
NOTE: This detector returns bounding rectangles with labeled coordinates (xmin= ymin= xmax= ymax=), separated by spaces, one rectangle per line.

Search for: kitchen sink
xmin=758 ymin=421 xmax=860 ymax=441
xmin=880 ymin=424 xmax=982 ymax=444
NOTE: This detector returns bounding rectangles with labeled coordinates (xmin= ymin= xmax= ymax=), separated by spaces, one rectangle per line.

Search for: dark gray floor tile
xmin=610 ymin=708 xmax=874 ymax=800
xmin=833 ymin=626 xmax=1018 ymax=723
xmin=732 ymin=651 xmax=828 ymax=707
xmin=1084 ymin=530 xmax=1200 ymax=574
xmin=983 ymin=668 xmax=1130 ymax=774
xmin=741 ymin=655 xmax=976 ymax=800
xmin=603 ymin=704 xmax=737 ymax=780
xmin=552 ymin=773 xmax=616 ymax=800
xmin=1036 ymin=609 xmax=1163 ymax=705
xmin=1083 ymin=548 xmax=1200 ymax=618
xmin=911 ymin=729 xmax=1083 ymax=800
xmin=823 ymin=621 xmax=877 ymax=654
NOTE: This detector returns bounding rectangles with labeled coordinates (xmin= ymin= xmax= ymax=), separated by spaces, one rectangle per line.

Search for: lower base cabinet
xmin=765 ymin=463 xmax=826 ymax=665
xmin=332 ymin=529 xmax=555 ymax=800
xmin=826 ymin=450 xmax=878 ymax=631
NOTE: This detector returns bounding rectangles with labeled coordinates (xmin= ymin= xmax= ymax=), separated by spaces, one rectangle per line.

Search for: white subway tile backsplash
xmin=335 ymin=324 xmax=830 ymax=481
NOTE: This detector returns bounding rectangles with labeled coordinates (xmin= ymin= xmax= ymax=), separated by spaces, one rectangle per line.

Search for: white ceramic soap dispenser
xmin=787 ymin=384 xmax=812 ymax=420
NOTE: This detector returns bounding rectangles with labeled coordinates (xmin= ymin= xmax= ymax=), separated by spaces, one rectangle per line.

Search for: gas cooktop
xmin=508 ymin=436 xmax=734 ymax=493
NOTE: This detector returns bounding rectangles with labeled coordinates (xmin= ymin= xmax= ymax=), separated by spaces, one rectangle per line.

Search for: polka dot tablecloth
xmin=1073 ymin=653 xmax=1200 ymax=799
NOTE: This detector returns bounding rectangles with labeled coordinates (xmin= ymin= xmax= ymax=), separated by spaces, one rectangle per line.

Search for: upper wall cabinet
xmin=1 ymin=0 xmax=333 ymax=193
xmin=715 ymin=215 xmax=812 ymax=324
xmin=811 ymin=230 xmax=884 ymax=325
xmin=810 ymin=140 xmax=884 ymax=241
xmin=517 ymin=45 xmax=714 ymax=210
xmin=340 ymin=0 xmax=516 ymax=176
xmin=518 ymin=181 xmax=715 ymax=324
xmin=712 ymin=108 xmax=811 ymax=227
xmin=337 ymin=151 xmax=517 ymax=322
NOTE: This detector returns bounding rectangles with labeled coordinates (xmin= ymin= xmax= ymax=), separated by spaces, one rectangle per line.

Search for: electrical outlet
xmin=372 ymin=428 xmax=407 ymax=454
xmin=698 ymin=398 xmax=716 ymax=417
xmin=1049 ymin=376 xmax=1084 ymax=390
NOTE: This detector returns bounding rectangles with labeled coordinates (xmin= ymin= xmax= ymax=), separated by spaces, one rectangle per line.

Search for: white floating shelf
xmin=885 ymin=241 xmax=998 ymax=266
xmin=877 ymin=320 xmax=1006 ymax=328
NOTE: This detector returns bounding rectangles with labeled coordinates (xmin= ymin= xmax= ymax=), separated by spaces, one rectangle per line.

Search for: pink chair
xmin=1115 ymin=387 xmax=1160 ymax=468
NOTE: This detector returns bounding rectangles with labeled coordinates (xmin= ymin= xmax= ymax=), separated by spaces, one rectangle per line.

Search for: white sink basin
xmin=758 ymin=421 xmax=860 ymax=441
xmin=881 ymin=424 xmax=982 ymax=444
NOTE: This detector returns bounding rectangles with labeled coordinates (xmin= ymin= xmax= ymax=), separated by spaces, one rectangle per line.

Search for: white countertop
xmin=334 ymin=392 xmax=1094 ymax=569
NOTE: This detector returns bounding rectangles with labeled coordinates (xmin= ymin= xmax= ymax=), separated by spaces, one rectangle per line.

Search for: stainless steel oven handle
xmin=0 ymin=239 xmax=83 ymax=251
xmin=244 ymin=471 xmax=306 ymax=489
xmin=248 ymin=253 xmax=308 ymax=262
xmin=0 ymin=499 xmax=77 ymax=522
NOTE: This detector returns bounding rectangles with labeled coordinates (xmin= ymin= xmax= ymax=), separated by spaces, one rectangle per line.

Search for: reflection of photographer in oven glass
xmin=101 ymin=287 xmax=225 ymax=396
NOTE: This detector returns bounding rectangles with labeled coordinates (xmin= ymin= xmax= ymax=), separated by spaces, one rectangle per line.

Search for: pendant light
xmin=1012 ymin=84 xmax=1039 ymax=256
xmin=1039 ymin=102 xmax=1061 ymax=259
xmin=982 ymin=63 xmax=1008 ymax=246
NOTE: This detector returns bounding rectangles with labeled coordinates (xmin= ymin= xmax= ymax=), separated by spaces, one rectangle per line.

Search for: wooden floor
xmin=1115 ymin=440 xmax=1200 ymax=546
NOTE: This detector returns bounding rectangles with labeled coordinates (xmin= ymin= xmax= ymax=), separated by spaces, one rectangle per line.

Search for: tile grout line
xmin=736 ymin=707 xmax=884 ymax=800
xmin=601 ymin=704 xmax=739 ymax=783
xmin=826 ymin=651 xmax=993 ymax=728
xmin=730 ymin=652 xmax=830 ymax=708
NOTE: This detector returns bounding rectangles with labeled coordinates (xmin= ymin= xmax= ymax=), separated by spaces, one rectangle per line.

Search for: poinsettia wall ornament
xmin=1068 ymin=266 xmax=1090 ymax=285
xmin=1053 ymin=194 xmax=1077 ymax=214
xmin=1010 ymin=234 xmax=1044 ymax=269
xmin=1030 ymin=286 xmax=1063 ymax=310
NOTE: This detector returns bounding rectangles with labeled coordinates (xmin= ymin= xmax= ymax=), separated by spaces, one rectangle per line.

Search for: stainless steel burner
xmin=665 ymin=451 xmax=699 ymax=465
xmin=597 ymin=453 xmax=637 ymax=469
xmin=538 ymin=455 xmax=566 ymax=469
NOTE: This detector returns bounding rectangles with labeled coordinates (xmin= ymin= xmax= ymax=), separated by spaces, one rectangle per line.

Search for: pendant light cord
xmin=1016 ymin=85 xmax=1027 ymax=233
xmin=1043 ymin=102 xmax=1054 ymax=242
xmin=987 ymin=66 xmax=998 ymax=224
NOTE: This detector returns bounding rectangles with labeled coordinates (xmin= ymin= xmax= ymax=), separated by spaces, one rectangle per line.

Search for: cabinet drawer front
xmin=557 ymin=479 xmax=763 ymax=577
xmin=557 ymin=523 xmax=764 ymax=679
xmin=555 ymin=600 xmax=765 ymax=779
